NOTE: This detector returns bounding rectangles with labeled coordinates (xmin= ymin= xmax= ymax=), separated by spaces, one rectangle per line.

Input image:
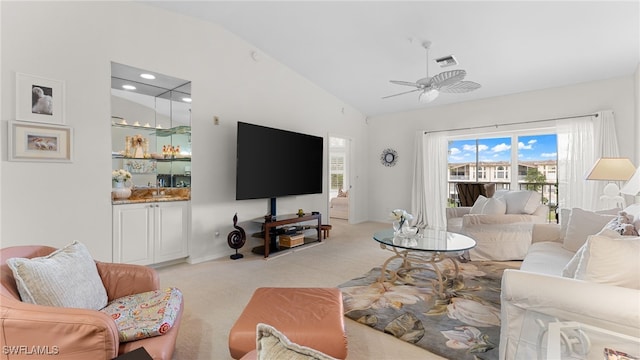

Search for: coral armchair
xmin=0 ymin=245 xmax=182 ymax=360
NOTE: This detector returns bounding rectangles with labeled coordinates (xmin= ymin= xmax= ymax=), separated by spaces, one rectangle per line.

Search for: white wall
xmin=0 ymin=2 xmax=369 ymax=262
xmin=366 ymin=76 xmax=637 ymax=222
xmin=635 ymin=63 xmax=640 ymax=163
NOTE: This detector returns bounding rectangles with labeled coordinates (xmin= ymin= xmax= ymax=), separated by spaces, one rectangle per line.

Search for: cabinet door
xmin=113 ymin=204 xmax=154 ymax=265
xmin=154 ymin=201 xmax=189 ymax=263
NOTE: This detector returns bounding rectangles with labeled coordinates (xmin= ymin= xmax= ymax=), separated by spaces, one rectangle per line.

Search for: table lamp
xmin=585 ymin=157 xmax=636 ymax=207
xmin=620 ymin=166 xmax=640 ymax=204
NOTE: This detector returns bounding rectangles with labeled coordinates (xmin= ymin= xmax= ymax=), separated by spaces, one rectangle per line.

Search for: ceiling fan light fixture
xmin=419 ymin=89 xmax=438 ymax=103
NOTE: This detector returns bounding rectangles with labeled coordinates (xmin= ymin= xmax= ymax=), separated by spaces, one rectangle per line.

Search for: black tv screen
xmin=236 ymin=122 xmax=324 ymax=200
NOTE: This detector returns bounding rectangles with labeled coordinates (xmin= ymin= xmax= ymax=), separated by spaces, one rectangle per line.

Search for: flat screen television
xmin=236 ymin=122 xmax=323 ymax=204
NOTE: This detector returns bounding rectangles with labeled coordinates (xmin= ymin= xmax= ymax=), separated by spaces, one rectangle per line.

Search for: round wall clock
xmin=380 ymin=148 xmax=398 ymax=167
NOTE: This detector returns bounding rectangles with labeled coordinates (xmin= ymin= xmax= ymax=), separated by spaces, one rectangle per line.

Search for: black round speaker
xmin=227 ymin=213 xmax=246 ymax=260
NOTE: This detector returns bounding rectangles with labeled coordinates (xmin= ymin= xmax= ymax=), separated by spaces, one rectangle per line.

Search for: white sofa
xmin=499 ymin=206 xmax=640 ymax=360
xmin=447 ymin=190 xmax=549 ymax=261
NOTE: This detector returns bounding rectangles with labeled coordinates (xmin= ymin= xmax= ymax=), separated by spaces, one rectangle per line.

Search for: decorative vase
xmin=392 ymin=220 xmax=405 ymax=236
xmin=112 ymin=180 xmax=132 ymax=200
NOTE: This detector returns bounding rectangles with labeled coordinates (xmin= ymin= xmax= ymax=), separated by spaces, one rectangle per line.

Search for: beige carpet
xmin=157 ymin=220 xmax=451 ymax=360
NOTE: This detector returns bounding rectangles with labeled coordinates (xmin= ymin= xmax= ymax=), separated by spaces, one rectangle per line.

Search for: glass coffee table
xmin=373 ymin=228 xmax=476 ymax=299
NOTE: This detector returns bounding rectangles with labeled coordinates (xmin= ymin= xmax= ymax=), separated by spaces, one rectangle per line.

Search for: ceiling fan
xmin=383 ymin=41 xmax=481 ymax=103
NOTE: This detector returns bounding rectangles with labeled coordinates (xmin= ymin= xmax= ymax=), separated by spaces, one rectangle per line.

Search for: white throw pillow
xmin=561 ymin=229 xmax=621 ymax=278
xmin=561 ymin=245 xmax=585 ymax=278
xmin=481 ymin=197 xmax=506 ymax=215
xmin=562 ymin=208 xmax=616 ymax=252
xmin=7 ymin=241 xmax=108 ymax=310
xmin=470 ymin=195 xmax=488 ymax=215
xmin=574 ymin=234 xmax=640 ymax=289
xmin=494 ymin=190 xmax=541 ymax=214
xmin=256 ymin=323 xmax=338 ymax=360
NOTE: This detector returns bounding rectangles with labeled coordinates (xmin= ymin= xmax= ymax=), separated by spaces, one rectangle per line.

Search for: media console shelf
xmin=251 ymin=213 xmax=322 ymax=258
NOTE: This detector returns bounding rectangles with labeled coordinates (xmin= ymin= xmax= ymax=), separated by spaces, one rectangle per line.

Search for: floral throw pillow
xmin=604 ymin=211 xmax=640 ymax=236
xmin=100 ymin=287 xmax=182 ymax=342
xmin=256 ymin=323 xmax=338 ymax=360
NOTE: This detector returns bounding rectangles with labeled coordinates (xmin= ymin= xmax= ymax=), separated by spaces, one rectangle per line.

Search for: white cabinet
xmin=113 ymin=201 xmax=189 ymax=265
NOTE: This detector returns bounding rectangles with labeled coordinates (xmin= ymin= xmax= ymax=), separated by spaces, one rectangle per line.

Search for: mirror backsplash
xmin=111 ymin=62 xmax=191 ymax=189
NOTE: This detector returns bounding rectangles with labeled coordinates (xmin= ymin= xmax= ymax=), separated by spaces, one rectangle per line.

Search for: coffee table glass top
xmin=373 ymin=228 xmax=476 ymax=252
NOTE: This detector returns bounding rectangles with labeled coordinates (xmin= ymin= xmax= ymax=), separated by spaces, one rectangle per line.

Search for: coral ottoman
xmin=228 ymin=287 xmax=348 ymax=359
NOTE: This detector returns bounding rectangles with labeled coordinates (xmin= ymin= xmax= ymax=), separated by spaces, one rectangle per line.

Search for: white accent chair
xmin=447 ymin=190 xmax=549 ymax=261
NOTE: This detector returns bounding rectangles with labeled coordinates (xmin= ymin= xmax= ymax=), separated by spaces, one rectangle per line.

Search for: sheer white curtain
xmin=411 ymin=131 xmax=449 ymax=229
xmin=557 ymin=110 xmax=620 ymax=210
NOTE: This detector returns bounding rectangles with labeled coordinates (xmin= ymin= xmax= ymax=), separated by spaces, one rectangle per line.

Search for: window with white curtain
xmin=447 ymin=130 xmax=558 ymax=211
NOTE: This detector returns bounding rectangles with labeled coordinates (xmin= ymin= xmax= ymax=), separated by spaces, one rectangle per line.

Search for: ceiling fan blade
xmin=431 ymin=70 xmax=467 ymax=88
xmin=439 ymin=81 xmax=482 ymax=93
xmin=390 ymin=80 xmax=421 ymax=88
xmin=382 ymin=88 xmax=422 ymax=99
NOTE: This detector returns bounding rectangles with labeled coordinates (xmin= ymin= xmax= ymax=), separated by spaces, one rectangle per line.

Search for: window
xmin=477 ymin=166 xmax=486 ymax=180
xmin=517 ymin=134 xmax=558 ymax=206
xmin=448 ymin=132 xmax=558 ymax=214
xmin=496 ymin=165 xmax=508 ymax=179
xmin=330 ymin=155 xmax=345 ymax=191
xmin=329 ymin=136 xmax=349 ymax=198
xmin=448 ymin=136 xmax=512 ymax=183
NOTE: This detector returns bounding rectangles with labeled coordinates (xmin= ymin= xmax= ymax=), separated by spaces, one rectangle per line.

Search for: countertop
xmin=112 ymin=187 xmax=190 ymax=205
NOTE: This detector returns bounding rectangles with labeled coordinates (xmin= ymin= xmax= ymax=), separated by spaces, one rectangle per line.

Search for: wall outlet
xmin=213 ymin=116 xmax=219 ymax=125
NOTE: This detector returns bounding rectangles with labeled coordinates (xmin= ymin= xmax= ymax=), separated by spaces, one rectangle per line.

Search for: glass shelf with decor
xmin=110 ymin=62 xmax=191 ymax=189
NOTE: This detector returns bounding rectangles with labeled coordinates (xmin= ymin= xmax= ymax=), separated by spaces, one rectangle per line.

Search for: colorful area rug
xmin=338 ymin=260 xmax=517 ymax=360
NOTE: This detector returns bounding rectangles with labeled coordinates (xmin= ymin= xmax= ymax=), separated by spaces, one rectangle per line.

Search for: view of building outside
xmin=448 ymin=134 xmax=558 ymax=207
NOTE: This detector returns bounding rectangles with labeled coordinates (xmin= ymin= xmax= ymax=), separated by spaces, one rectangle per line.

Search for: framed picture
xmin=8 ymin=121 xmax=73 ymax=162
xmin=16 ymin=73 xmax=65 ymax=124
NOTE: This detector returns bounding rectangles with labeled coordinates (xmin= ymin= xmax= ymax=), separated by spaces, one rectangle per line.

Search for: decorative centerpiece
xmin=112 ymin=169 xmax=133 ymax=200
xmin=390 ymin=209 xmax=415 ymax=237
xmin=131 ymin=135 xmax=146 ymax=158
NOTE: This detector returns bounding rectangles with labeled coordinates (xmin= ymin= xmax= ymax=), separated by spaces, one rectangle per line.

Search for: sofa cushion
xmin=520 ymin=241 xmax=575 ymax=276
xmin=574 ymin=234 xmax=640 ymax=289
xmin=481 ymin=197 xmax=507 ymax=215
xmin=494 ymin=190 xmax=541 ymax=214
xmin=100 ymin=287 xmax=183 ymax=342
xmin=562 ymin=208 xmax=616 ymax=252
xmin=469 ymin=195 xmax=488 ymax=214
xmin=6 ymin=241 xmax=108 ymax=310
xmin=469 ymin=195 xmax=505 ymax=215
xmin=255 ymin=323 xmax=338 ymax=360
xmin=562 ymin=228 xmax=620 ymax=278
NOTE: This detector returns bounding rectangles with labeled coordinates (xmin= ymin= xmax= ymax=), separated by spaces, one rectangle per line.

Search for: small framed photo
xmin=8 ymin=121 xmax=73 ymax=162
xmin=16 ymin=73 xmax=65 ymax=124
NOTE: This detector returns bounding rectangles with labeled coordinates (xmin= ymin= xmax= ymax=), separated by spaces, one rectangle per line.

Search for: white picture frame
xmin=16 ymin=73 xmax=65 ymax=124
xmin=8 ymin=121 xmax=73 ymax=162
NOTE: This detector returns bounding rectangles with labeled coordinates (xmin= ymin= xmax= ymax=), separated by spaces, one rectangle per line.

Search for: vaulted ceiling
xmin=147 ymin=1 xmax=640 ymax=117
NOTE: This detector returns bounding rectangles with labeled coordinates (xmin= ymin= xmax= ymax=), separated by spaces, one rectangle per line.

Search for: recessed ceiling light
xmin=182 ymin=97 xmax=192 ymax=103
xmin=122 ymin=84 xmax=136 ymax=90
xmin=140 ymin=73 xmax=156 ymax=80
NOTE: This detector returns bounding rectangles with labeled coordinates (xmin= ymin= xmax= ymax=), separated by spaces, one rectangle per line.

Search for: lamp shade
xmin=585 ymin=157 xmax=636 ymax=181
xmin=621 ymin=166 xmax=640 ymax=195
